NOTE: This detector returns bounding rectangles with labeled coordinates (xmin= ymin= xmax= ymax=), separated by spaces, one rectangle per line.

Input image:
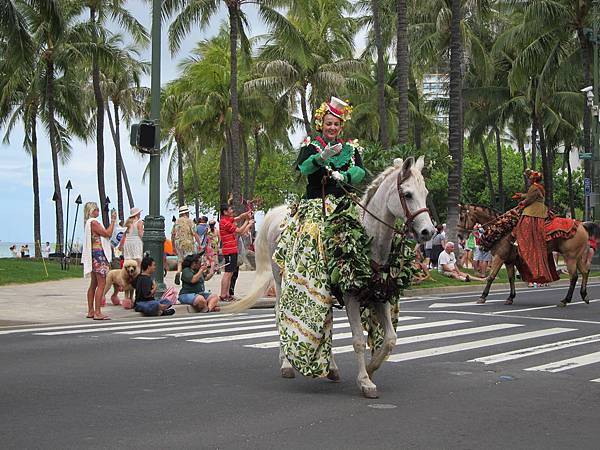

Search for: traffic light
xmin=130 ymin=120 xmax=158 ymax=154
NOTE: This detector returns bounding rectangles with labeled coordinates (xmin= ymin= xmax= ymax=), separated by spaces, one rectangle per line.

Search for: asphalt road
xmin=2 ymin=282 xmax=600 ymax=449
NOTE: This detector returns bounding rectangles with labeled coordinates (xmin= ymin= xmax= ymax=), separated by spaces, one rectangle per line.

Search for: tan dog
xmin=103 ymin=260 xmax=139 ymax=306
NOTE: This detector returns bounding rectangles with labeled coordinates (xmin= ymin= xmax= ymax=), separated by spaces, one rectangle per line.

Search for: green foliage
xmin=0 ymin=259 xmax=81 ymax=286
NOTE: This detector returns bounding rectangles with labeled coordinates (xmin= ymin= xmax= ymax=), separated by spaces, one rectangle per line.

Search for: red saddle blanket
xmin=544 ymin=216 xmax=579 ymax=241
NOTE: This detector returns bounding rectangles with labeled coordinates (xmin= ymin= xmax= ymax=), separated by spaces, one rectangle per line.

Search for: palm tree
xmin=80 ymin=0 xmax=147 ymax=225
xmin=369 ymin=0 xmax=390 ymax=148
xmin=163 ymin=0 xmax=301 ymax=211
xmin=396 ymin=0 xmax=409 ymax=144
xmin=445 ymin=0 xmax=463 ymax=245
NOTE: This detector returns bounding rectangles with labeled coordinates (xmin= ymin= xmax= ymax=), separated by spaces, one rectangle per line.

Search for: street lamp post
xmin=142 ymin=0 xmax=166 ymax=294
xmin=70 ymin=195 xmax=82 ymax=260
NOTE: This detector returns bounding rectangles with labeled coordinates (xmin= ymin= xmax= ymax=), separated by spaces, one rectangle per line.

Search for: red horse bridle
xmin=396 ymin=169 xmax=431 ymax=232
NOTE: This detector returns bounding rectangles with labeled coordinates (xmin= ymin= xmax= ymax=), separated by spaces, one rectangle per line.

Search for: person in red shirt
xmin=219 ymin=204 xmax=254 ymax=301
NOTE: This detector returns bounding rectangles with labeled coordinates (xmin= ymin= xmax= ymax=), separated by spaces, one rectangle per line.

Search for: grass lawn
xmin=409 ymin=266 xmax=600 ymax=290
xmin=0 ymin=258 xmax=82 ymax=286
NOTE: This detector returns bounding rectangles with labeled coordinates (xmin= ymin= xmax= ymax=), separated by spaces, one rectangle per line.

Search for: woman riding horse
xmin=511 ymin=169 xmax=559 ymax=284
xmin=273 ymin=97 xmax=366 ymax=378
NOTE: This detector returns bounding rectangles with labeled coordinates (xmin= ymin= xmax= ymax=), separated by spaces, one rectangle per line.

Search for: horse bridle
xmin=396 ymin=169 xmax=430 ymax=232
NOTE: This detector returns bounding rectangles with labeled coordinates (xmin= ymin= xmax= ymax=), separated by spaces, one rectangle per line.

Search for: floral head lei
xmin=314 ymin=96 xmax=353 ymax=131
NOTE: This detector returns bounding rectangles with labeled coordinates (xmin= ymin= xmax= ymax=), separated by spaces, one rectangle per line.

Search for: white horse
xmin=223 ymin=156 xmax=435 ymax=398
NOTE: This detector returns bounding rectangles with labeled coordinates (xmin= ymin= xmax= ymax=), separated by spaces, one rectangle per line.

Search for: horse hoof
xmin=582 ymin=295 xmax=590 ymax=304
xmin=327 ymin=369 xmax=341 ymax=382
xmin=361 ymin=386 xmax=378 ymax=399
xmin=476 ymin=298 xmax=486 ymax=304
xmin=504 ymin=299 xmax=513 ymax=305
xmin=557 ymin=301 xmax=567 ymax=308
xmin=281 ymin=367 xmax=295 ymax=379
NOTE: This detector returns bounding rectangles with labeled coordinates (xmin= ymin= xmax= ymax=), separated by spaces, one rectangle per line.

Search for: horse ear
xmin=402 ymin=157 xmax=414 ymax=173
xmin=415 ymin=155 xmax=425 ymax=172
xmin=393 ymin=158 xmax=403 ymax=168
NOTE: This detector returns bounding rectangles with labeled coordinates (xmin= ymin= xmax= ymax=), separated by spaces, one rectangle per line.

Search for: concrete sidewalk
xmin=0 ymin=270 xmax=272 ymax=326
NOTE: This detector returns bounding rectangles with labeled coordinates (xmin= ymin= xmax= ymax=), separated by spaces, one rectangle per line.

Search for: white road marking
xmin=525 ymin=351 xmax=600 ymax=373
xmin=591 ymin=378 xmax=600 ymax=383
xmin=491 ymin=299 xmax=600 ymax=314
xmin=387 ymin=328 xmax=575 ymax=363
xmin=32 ymin=314 xmax=264 ymax=336
xmin=470 ymin=334 xmax=600 ymax=364
xmin=118 ymin=317 xmax=277 ymax=335
xmin=245 ymin=319 xmax=470 ymax=349
xmin=429 ymin=300 xmax=505 ymax=309
xmin=332 ymin=323 xmax=522 ymax=354
xmin=0 ymin=313 xmax=246 ymax=335
xmin=130 ymin=337 xmax=167 ymax=340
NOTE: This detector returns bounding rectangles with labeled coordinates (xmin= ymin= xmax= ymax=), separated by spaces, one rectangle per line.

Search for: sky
xmin=0 ymin=1 xmax=272 ymax=245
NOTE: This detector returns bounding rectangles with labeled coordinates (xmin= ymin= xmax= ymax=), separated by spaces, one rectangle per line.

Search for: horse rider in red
xmin=511 ymin=170 xmax=560 ymax=284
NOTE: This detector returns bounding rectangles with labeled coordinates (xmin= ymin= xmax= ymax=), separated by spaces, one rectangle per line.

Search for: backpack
xmin=161 ymin=286 xmax=179 ymax=304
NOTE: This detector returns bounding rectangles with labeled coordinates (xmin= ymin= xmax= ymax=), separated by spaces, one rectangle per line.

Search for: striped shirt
xmin=219 ymin=216 xmax=238 ymax=256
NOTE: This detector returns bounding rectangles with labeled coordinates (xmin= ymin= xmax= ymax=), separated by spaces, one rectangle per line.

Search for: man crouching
xmin=134 ymin=256 xmax=175 ymax=316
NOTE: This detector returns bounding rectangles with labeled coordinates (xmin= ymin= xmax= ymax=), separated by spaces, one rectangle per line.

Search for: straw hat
xmin=128 ymin=207 xmax=142 ymax=218
xmin=179 ymin=205 xmax=190 ymax=216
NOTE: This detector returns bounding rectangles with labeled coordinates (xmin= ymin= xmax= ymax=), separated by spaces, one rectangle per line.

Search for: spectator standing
xmin=206 ymin=219 xmax=219 ymax=270
xmin=42 ymin=242 xmax=51 ymax=258
xmin=462 ymin=231 xmax=476 ymax=268
xmin=438 ymin=242 xmax=471 ymax=282
xmin=9 ymin=245 xmax=18 ymax=258
xmin=196 ymin=216 xmax=209 ymax=253
xmin=134 ymin=256 xmax=175 ymax=316
xmin=473 ymin=239 xmax=492 ymax=277
xmin=82 ymin=202 xmax=117 ymax=320
xmin=424 ymin=236 xmax=434 ymax=268
xmin=430 ymin=224 xmax=446 ymax=268
xmin=219 ymin=205 xmax=253 ymax=301
xmin=119 ymin=207 xmax=144 ymax=267
xmin=172 ymin=206 xmax=200 ymax=285
xmin=178 ymin=254 xmax=220 ymax=312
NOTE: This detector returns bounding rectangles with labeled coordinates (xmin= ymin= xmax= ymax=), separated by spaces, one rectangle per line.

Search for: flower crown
xmin=526 ymin=169 xmax=542 ymax=180
xmin=314 ymin=97 xmax=353 ymax=131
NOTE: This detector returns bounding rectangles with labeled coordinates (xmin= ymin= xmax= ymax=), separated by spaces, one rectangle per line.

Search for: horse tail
xmin=221 ymin=206 xmax=285 ymax=313
xmin=583 ymin=221 xmax=600 ymax=239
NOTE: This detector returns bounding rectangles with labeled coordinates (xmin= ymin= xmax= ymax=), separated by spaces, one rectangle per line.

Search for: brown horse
xmin=458 ymin=203 xmax=600 ymax=306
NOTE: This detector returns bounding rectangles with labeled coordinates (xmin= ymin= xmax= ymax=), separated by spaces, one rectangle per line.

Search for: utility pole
xmin=142 ymin=0 xmax=166 ymax=293
xmin=593 ymin=4 xmax=600 ymax=269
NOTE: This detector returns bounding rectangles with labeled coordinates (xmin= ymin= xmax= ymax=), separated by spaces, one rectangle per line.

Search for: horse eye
xmin=405 ymin=192 xmax=413 ymax=199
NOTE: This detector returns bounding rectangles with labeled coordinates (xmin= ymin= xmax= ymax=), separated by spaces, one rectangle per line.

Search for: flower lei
xmin=314 ymin=100 xmax=353 ymax=131
xmin=302 ymin=136 xmax=361 ymax=169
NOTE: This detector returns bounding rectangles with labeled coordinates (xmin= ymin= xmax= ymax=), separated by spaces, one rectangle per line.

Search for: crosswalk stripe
xmin=470 ymin=333 xmax=600 ymax=365
xmin=163 ymin=316 xmax=348 ymax=338
xmin=187 ymin=317 xmax=424 ymax=344
xmin=332 ymin=323 xmax=522 ymax=354
xmin=524 ymin=351 xmax=600 ymax=373
xmin=32 ymin=314 xmax=265 ymax=336
xmin=245 ymin=319 xmax=471 ymax=349
xmin=118 ymin=317 xmax=277 ymax=335
xmin=591 ymin=378 xmax=600 ymax=383
xmin=387 ymin=327 xmax=575 ymax=363
xmin=0 ymin=313 xmax=247 ymax=335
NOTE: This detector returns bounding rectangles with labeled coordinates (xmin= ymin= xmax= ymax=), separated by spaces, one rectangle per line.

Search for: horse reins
xmin=325 ymin=168 xmax=431 ymax=236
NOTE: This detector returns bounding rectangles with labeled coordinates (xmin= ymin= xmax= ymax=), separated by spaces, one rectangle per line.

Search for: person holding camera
xmin=178 ymin=254 xmax=220 ymax=312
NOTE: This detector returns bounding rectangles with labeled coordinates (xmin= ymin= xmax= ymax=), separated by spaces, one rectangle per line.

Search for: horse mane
xmin=467 ymin=203 xmax=500 ymax=215
xmin=361 ymin=164 xmax=401 ymax=206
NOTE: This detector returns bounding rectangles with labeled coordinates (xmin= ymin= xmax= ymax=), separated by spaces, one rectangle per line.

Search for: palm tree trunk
xmin=106 ymin=102 xmax=124 ymax=220
xmin=396 ymin=0 xmax=409 ymax=144
xmin=534 ymin=115 xmax=552 ymax=207
xmin=518 ymin=137 xmax=528 ymax=191
xmin=250 ymin=129 xmax=261 ymax=198
xmin=46 ymin=59 xmax=64 ymax=255
xmin=479 ymin=141 xmax=495 ymax=205
xmin=531 ymin=115 xmax=537 ymax=170
xmin=371 ymin=0 xmax=389 ymax=148
xmin=106 ymin=100 xmax=134 ymax=209
xmin=577 ymin=28 xmax=592 ymax=179
xmin=228 ymin=5 xmax=242 ymax=212
xmin=90 ymin=8 xmax=108 ymax=226
xmin=31 ymin=112 xmax=41 ymax=258
xmin=175 ymin=137 xmax=185 ymax=207
xmin=300 ymin=84 xmax=311 ymax=136
xmin=494 ymin=127 xmax=504 ymax=211
xmin=565 ymin=143 xmax=575 ymax=218
xmin=220 ymin=146 xmax=229 ymax=206
xmin=243 ymin=138 xmax=249 ymax=199
xmin=445 ymin=0 xmax=464 ymax=247
xmin=409 ymin=71 xmax=422 ymax=149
